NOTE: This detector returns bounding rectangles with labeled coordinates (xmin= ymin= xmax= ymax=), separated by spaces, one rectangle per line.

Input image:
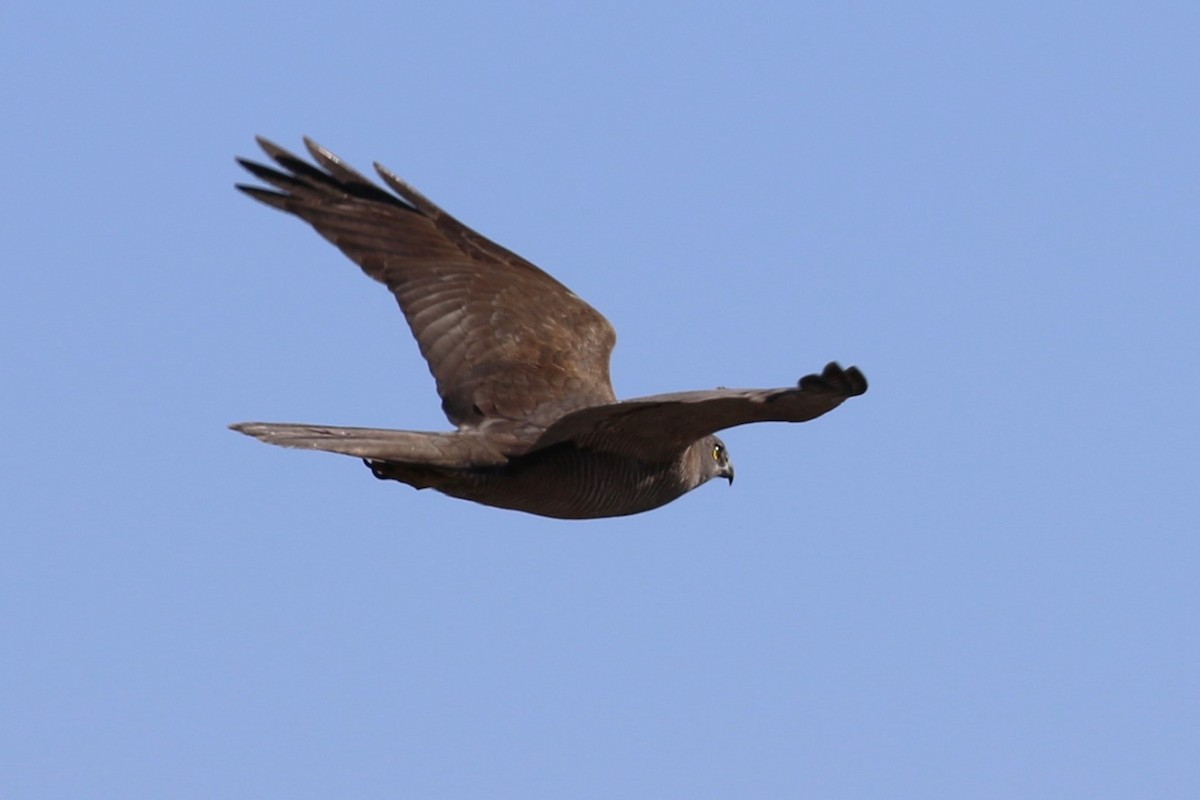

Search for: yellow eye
xmin=712 ymin=444 xmax=723 ymax=461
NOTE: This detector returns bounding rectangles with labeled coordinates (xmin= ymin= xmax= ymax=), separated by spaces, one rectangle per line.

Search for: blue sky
xmin=4 ymin=2 xmax=1197 ymax=797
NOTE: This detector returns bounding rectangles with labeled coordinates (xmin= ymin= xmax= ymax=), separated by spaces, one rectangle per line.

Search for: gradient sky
xmin=4 ymin=2 xmax=1198 ymax=797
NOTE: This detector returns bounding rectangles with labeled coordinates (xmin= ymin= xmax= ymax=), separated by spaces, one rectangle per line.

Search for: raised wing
xmin=531 ymin=362 xmax=867 ymax=461
xmin=237 ymin=137 xmax=617 ymax=438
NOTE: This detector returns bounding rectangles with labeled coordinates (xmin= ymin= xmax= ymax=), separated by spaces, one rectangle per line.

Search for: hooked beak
xmin=723 ymin=465 xmax=735 ymax=486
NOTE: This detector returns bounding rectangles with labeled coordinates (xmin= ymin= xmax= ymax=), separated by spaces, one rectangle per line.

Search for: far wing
xmin=237 ymin=137 xmax=617 ymax=437
xmin=530 ymin=362 xmax=867 ymax=462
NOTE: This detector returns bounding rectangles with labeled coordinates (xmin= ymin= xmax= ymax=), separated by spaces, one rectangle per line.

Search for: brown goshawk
xmin=231 ymin=138 xmax=868 ymax=519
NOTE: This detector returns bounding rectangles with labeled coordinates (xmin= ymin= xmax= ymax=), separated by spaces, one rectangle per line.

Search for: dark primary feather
xmin=237 ymin=136 xmax=617 ymax=440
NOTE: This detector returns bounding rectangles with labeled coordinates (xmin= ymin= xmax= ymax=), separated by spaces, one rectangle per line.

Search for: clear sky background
xmin=3 ymin=2 xmax=1197 ymax=797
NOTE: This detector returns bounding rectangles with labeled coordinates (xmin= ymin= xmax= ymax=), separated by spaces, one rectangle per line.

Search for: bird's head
xmin=695 ymin=435 xmax=734 ymax=486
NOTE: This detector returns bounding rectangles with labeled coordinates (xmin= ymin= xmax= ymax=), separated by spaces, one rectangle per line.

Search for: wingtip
xmin=302 ymin=136 xmax=352 ymax=175
xmin=844 ymin=365 xmax=868 ymax=396
xmin=373 ymin=160 xmax=398 ymax=181
xmin=798 ymin=362 xmax=868 ymax=397
xmin=374 ymin=161 xmax=435 ymax=213
xmin=235 ymin=184 xmax=291 ymax=210
xmin=373 ymin=160 xmax=409 ymax=191
xmin=302 ymin=135 xmax=332 ymax=164
xmin=253 ymin=135 xmax=288 ymax=160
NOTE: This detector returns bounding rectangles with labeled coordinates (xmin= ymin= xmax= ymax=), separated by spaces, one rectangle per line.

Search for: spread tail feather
xmin=229 ymin=422 xmax=509 ymax=467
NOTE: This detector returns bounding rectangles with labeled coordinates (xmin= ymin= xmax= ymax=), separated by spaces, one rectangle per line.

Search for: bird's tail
xmin=229 ymin=422 xmax=509 ymax=467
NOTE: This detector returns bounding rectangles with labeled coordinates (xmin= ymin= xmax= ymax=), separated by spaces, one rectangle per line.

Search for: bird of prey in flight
xmin=231 ymin=137 xmax=867 ymax=519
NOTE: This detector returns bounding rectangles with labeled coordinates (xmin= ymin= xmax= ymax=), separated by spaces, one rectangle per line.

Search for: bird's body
xmin=366 ymin=439 xmax=719 ymax=520
xmin=231 ymin=137 xmax=867 ymax=518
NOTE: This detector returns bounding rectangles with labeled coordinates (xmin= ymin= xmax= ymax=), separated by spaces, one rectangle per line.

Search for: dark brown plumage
xmin=231 ymin=137 xmax=868 ymax=518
